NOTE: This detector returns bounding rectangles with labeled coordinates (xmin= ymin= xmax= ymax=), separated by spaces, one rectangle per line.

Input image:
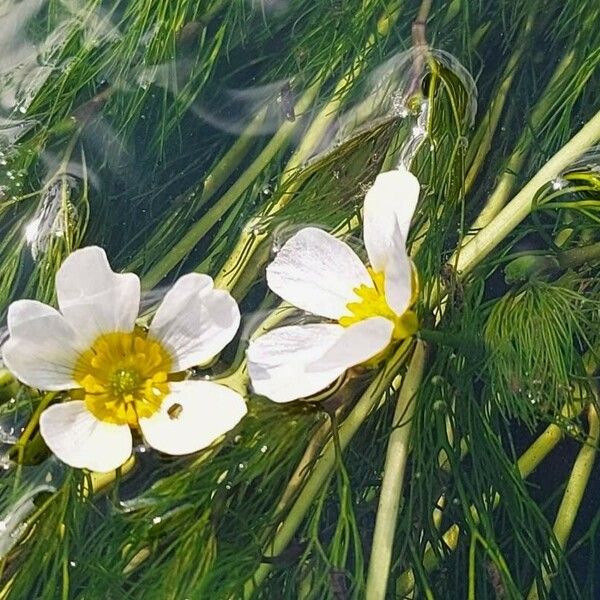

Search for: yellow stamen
xmin=339 ymin=268 xmax=419 ymax=340
xmin=73 ymin=331 xmax=172 ymax=426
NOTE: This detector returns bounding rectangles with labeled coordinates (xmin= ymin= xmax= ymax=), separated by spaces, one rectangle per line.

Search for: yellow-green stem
xmin=201 ymin=108 xmax=269 ymax=204
xmin=464 ymin=50 xmax=575 ymax=234
xmin=526 ymin=403 xmax=599 ymax=600
xmin=451 ymin=106 xmax=600 ymax=278
xmin=0 ymin=370 xmax=14 ymax=387
xmin=242 ymin=339 xmax=412 ymax=598
xmin=396 ymin=402 xmax=582 ymax=595
xmin=140 ymin=82 xmax=322 ymax=289
xmin=464 ymin=11 xmax=535 ymax=194
xmin=214 ymin=2 xmax=402 ymax=292
xmin=12 ymin=392 xmax=57 ymax=467
xmin=365 ymin=341 xmax=427 ymax=600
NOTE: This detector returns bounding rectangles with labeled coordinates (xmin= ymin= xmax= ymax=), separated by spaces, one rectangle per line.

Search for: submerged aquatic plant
xmin=0 ymin=0 xmax=599 ymax=598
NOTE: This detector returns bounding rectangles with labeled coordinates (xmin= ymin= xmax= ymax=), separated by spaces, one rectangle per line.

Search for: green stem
xmin=365 ymin=341 xmax=427 ymax=600
xmin=451 ymin=106 xmax=600 ymax=278
xmin=396 ymin=400 xmax=583 ymax=595
xmin=140 ymin=82 xmax=322 ymax=289
xmin=526 ymin=403 xmax=599 ymax=600
xmin=417 ymin=328 xmax=483 ymax=353
xmin=201 ymin=108 xmax=271 ymax=206
xmin=214 ymin=2 xmax=403 ymax=292
xmin=12 ymin=392 xmax=57 ymax=465
xmin=0 ymin=370 xmax=14 ymax=387
xmin=464 ymin=10 xmax=536 ymax=194
xmin=558 ymin=240 xmax=600 ymax=268
xmin=127 ymin=107 xmax=269 ymax=272
xmin=468 ymin=531 xmax=477 ymax=600
xmin=242 ymin=339 xmax=413 ymax=598
xmin=465 ymin=49 xmax=575 ymax=233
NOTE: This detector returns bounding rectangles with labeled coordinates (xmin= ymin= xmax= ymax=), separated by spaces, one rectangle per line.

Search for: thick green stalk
xmin=558 ymin=240 xmax=600 ymax=268
xmin=200 ymin=109 xmax=269 ymax=204
xmin=140 ymin=82 xmax=322 ymax=289
xmin=526 ymin=403 xmax=599 ymax=600
xmin=365 ymin=342 xmax=427 ymax=600
xmin=214 ymin=2 xmax=402 ymax=292
xmin=463 ymin=11 xmax=535 ymax=194
xmin=127 ymin=107 xmax=269 ymax=272
xmin=465 ymin=50 xmax=575 ymax=232
xmin=451 ymin=106 xmax=600 ymax=277
xmin=242 ymin=340 xmax=412 ymax=598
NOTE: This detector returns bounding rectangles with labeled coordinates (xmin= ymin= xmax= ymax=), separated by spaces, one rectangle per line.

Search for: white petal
xmin=382 ymin=222 xmax=413 ymax=314
xmin=363 ymin=168 xmax=420 ymax=273
xmin=266 ymin=227 xmax=371 ymax=320
xmin=2 ymin=300 xmax=82 ymax=390
xmin=39 ymin=401 xmax=132 ymax=472
xmin=247 ymin=317 xmax=393 ymax=403
xmin=56 ymin=246 xmax=140 ymax=344
xmin=139 ymin=380 xmax=247 ymax=455
xmin=149 ymin=274 xmax=240 ymax=371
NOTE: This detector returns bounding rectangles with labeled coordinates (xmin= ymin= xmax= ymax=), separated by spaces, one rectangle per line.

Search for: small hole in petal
xmin=168 ymin=403 xmax=183 ymax=420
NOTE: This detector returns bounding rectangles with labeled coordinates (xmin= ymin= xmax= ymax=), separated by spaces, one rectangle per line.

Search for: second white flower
xmin=247 ymin=167 xmax=421 ymax=403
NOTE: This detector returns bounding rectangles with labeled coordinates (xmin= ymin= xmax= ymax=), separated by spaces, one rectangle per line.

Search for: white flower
xmin=247 ymin=167 xmax=420 ymax=403
xmin=2 ymin=247 xmax=247 ymax=472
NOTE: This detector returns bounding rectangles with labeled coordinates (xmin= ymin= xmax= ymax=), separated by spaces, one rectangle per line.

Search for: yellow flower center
xmin=73 ymin=331 xmax=173 ymax=426
xmin=339 ymin=268 xmax=419 ymax=340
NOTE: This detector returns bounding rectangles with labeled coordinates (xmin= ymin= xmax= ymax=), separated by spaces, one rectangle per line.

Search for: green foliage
xmin=1 ymin=0 xmax=600 ymax=598
xmin=484 ymin=281 xmax=594 ymax=426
